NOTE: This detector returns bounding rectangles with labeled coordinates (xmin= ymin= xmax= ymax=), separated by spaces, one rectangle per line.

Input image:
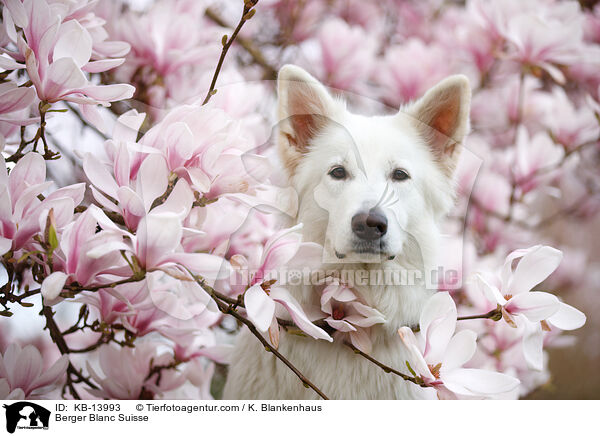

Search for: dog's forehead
xmin=322 ymin=112 xmax=427 ymax=163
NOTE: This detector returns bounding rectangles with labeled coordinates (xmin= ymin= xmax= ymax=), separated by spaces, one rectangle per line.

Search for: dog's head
xmin=277 ymin=65 xmax=470 ymax=266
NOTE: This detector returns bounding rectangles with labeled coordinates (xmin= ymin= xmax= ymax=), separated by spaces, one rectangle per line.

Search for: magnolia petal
xmin=89 ymin=186 xmax=120 ymax=213
xmin=44 ymin=57 xmax=87 ymax=101
xmin=53 ymin=20 xmax=92 ymax=68
xmin=28 ymin=355 xmax=68 ymax=393
xmin=9 ymin=345 xmax=42 ymax=392
xmin=80 ymin=103 xmax=106 ymax=134
xmin=0 ymin=237 xmax=11 ymax=255
xmin=136 ymin=154 xmax=169 ymax=212
xmin=0 ymin=86 xmax=36 ymax=113
xmin=547 ymin=302 xmax=586 ymax=331
xmin=321 ymin=282 xmax=357 ymax=306
xmin=505 ymin=291 xmax=560 ymax=322
xmin=398 ymin=327 xmax=434 ymax=380
xmin=9 ymin=152 xmax=46 ymax=199
xmin=473 ymin=273 xmax=505 ymax=306
xmin=86 ymin=240 xmax=130 ymax=259
xmin=442 ymin=368 xmax=520 ymax=397
xmin=4 ymin=0 xmax=28 ymax=28
xmin=270 ymin=287 xmax=332 ymax=342
xmin=0 ymin=55 xmax=24 ymax=70
xmin=442 ymin=329 xmax=477 ymax=371
xmin=349 ymin=328 xmax=373 ymax=354
xmin=500 ymin=247 xmax=533 ymax=288
xmin=94 ymin=40 xmax=130 ymax=58
xmin=77 ymin=84 xmax=135 ymax=103
xmin=136 ymin=213 xmax=183 ymax=268
xmin=268 ymin=321 xmax=280 ymax=350
xmin=44 ymin=183 xmax=86 ymax=206
xmin=117 ymin=186 xmax=145 ymax=218
xmin=325 ymin=318 xmax=357 ymax=332
xmin=522 ymin=322 xmax=544 ymax=371
xmin=82 ymin=58 xmax=125 ymax=73
xmin=350 ymin=302 xmax=385 ymax=322
xmin=152 ymin=179 xmax=194 ymax=217
xmin=165 ymin=122 xmax=195 ymax=162
xmin=420 ymin=292 xmax=456 ymax=363
xmin=261 ymin=233 xmax=302 ymax=274
xmin=244 ymin=284 xmax=276 ymax=332
xmin=505 ymin=246 xmax=562 ymax=295
xmin=83 ymin=154 xmax=119 ymax=198
xmin=166 ymin=252 xmax=229 ymax=282
xmin=113 ymin=109 xmax=145 ymax=143
xmin=41 ymin=271 xmax=68 ymax=300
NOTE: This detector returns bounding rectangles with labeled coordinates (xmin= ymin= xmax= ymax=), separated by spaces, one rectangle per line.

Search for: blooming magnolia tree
xmin=0 ymin=0 xmax=598 ymax=400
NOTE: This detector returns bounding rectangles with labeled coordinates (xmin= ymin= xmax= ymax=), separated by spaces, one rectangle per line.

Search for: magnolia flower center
xmin=260 ymin=279 xmax=277 ymax=295
xmin=332 ymin=305 xmax=345 ymax=320
xmin=503 ymin=293 xmax=513 ymax=301
xmin=428 ymin=363 xmax=442 ymax=379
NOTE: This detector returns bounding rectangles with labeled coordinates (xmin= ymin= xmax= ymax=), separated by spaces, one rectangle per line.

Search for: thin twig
xmin=344 ymin=342 xmax=428 ymax=387
xmin=204 ymin=6 xmax=277 ymax=80
xmin=210 ymin=281 xmax=430 ymax=391
xmin=41 ymin=305 xmax=100 ymax=399
xmin=192 ymin=275 xmax=330 ymax=400
xmin=202 ymin=1 xmax=259 ymax=105
xmin=457 ymin=308 xmax=502 ymax=322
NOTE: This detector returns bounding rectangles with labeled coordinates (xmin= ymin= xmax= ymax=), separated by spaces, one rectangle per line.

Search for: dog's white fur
xmin=223 ymin=65 xmax=471 ymax=400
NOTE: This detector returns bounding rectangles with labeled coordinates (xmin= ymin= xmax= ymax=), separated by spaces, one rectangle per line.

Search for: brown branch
xmin=192 ymin=275 xmax=330 ymax=400
xmin=344 ymin=342 xmax=428 ymax=388
xmin=202 ymin=1 xmax=259 ymax=105
xmin=210 ymin=282 xmax=429 ymax=391
xmin=205 ymin=6 xmax=277 ymax=80
xmin=41 ymin=305 xmax=100 ymax=399
xmin=457 ymin=307 xmax=502 ymax=322
xmin=62 ymin=274 xmax=146 ymax=297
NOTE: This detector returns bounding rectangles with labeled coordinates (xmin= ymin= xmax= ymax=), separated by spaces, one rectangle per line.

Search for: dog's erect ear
xmin=408 ymin=75 xmax=471 ymax=175
xmin=277 ymin=65 xmax=338 ymax=173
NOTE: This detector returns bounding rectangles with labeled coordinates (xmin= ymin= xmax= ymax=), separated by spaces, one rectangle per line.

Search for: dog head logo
xmin=3 ymin=402 xmax=50 ymax=433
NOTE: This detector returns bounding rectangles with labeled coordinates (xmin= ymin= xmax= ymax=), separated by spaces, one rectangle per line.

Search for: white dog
xmin=223 ymin=65 xmax=471 ymax=400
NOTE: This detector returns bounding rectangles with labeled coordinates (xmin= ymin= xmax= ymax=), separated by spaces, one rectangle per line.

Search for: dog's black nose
xmin=351 ymin=211 xmax=388 ymax=240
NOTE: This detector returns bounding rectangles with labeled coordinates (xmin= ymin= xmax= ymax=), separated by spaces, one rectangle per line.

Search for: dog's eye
xmin=391 ymin=168 xmax=410 ymax=181
xmin=328 ymin=166 xmax=347 ymax=180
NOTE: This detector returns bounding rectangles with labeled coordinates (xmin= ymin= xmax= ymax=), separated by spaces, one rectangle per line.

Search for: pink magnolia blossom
xmin=398 ymin=292 xmax=520 ymax=399
xmin=0 ymin=152 xmax=84 ymax=254
xmin=309 ymin=18 xmax=377 ymax=91
xmin=319 ymin=279 xmax=385 ymax=353
xmin=545 ymin=87 xmax=600 ymax=151
xmin=0 ymin=82 xmax=36 ymax=128
xmin=374 ymin=39 xmax=451 ymax=106
xmin=0 ymin=378 xmax=24 ymax=400
xmin=240 ymin=225 xmax=332 ymax=346
xmin=1 ymin=0 xmax=133 ymax=123
xmin=138 ymin=104 xmax=267 ymax=199
xmin=39 ymin=207 xmax=128 ymax=302
xmin=502 ymin=2 xmax=588 ymax=84
xmin=84 ymin=149 xmax=185 ymax=231
xmin=115 ymin=0 xmax=219 ymax=75
xmin=474 ymin=245 xmax=586 ymax=369
xmin=86 ymin=343 xmax=186 ymax=400
xmin=77 ymin=280 xmax=223 ymax=363
xmin=0 ymin=343 xmax=68 ymax=399
xmin=510 ymin=127 xmax=564 ymax=194
xmin=267 ymin=0 xmax=326 ymax=43
xmin=78 ymin=281 xmax=166 ymax=336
